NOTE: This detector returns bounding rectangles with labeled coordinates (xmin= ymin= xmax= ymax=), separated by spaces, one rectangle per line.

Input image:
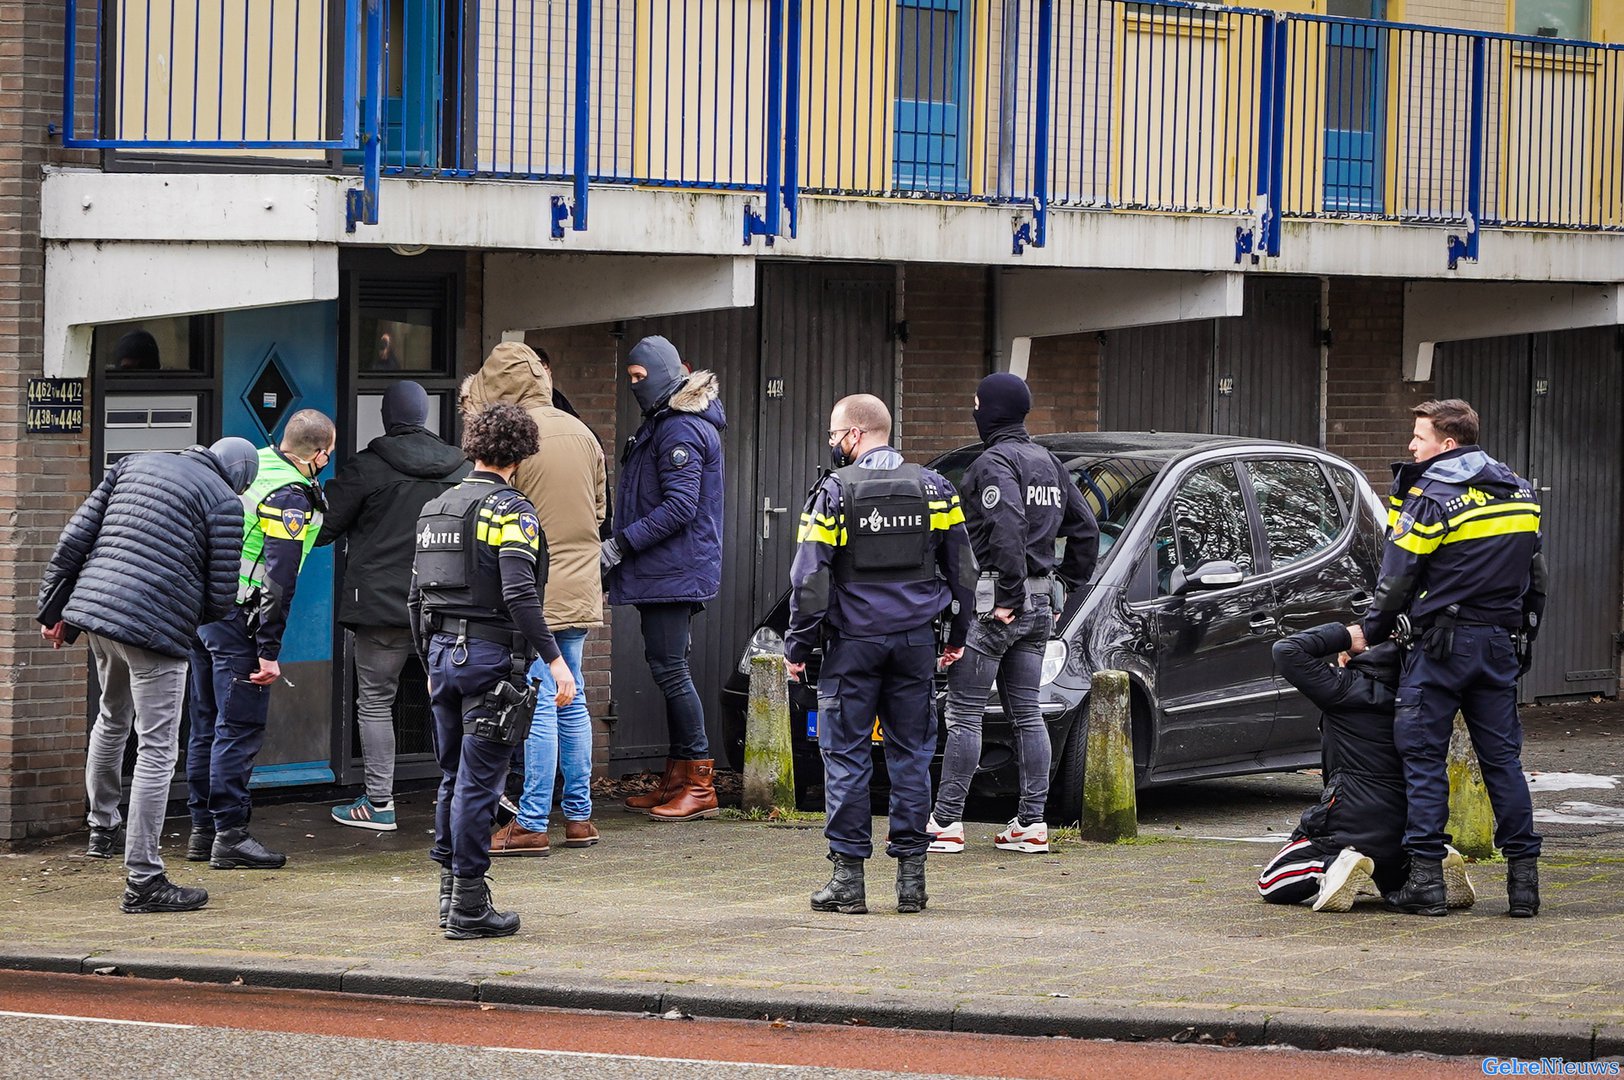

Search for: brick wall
xmin=897 ymin=264 xmax=986 ymax=460
xmin=1323 ymin=277 xmax=1434 ymax=486
xmin=0 ymin=3 xmax=101 ymax=844
xmin=1026 ymin=333 xmax=1102 ymax=435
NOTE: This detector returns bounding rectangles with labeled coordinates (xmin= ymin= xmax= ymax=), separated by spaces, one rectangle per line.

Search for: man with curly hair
xmin=409 ymin=403 xmax=577 ymax=939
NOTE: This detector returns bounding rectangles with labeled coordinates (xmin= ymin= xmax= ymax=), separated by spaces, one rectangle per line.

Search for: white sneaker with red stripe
xmin=926 ymin=816 xmax=964 ymax=854
xmin=994 ymin=818 xmax=1049 ymax=853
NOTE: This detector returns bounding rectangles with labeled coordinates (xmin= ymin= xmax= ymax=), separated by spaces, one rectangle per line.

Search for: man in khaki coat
xmin=460 ymin=342 xmax=608 ymax=855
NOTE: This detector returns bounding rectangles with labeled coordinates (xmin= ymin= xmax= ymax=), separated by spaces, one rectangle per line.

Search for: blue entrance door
xmin=350 ymin=0 xmax=444 ymax=169
xmin=893 ymin=0 xmax=970 ymax=194
xmin=1323 ymin=5 xmax=1386 ymax=213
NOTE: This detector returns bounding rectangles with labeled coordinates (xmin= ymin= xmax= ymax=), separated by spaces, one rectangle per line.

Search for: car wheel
xmin=1045 ymin=709 xmax=1087 ymax=827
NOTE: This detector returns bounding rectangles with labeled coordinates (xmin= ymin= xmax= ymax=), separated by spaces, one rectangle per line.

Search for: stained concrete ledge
xmin=2 ymin=949 xmax=1613 ymax=1062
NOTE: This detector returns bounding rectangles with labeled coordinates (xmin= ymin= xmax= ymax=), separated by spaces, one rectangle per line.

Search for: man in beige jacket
xmin=461 ymin=342 xmax=608 ymax=856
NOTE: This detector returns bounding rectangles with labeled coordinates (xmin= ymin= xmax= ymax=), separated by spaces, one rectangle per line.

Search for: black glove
xmin=1515 ymin=631 xmax=1535 ymax=678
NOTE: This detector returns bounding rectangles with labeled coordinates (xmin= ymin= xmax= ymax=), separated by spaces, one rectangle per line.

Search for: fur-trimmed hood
xmin=663 ymin=370 xmax=727 ymax=430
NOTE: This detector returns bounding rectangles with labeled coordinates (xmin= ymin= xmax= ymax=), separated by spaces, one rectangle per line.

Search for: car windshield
xmin=932 ymin=447 xmax=1164 ymax=582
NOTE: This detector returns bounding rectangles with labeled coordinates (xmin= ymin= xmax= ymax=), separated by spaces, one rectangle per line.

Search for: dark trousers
xmin=818 ymin=626 xmax=937 ymax=860
xmin=426 ymin=634 xmax=517 ymax=879
xmin=934 ymin=594 xmax=1052 ymax=825
xmin=1395 ymin=625 xmax=1541 ymax=863
xmin=1258 ymin=832 xmax=1409 ymax=905
xmin=637 ymin=602 xmax=709 ymax=759
xmin=186 ymin=611 xmax=272 ymax=832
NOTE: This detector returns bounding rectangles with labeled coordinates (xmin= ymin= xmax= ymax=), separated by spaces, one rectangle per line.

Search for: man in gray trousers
xmin=39 ymin=436 xmax=259 ymax=913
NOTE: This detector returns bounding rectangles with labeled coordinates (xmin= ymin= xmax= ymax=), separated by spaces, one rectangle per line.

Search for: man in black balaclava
xmin=319 ymin=380 xmax=470 ymax=831
xmin=928 ymin=372 xmax=1098 ymax=858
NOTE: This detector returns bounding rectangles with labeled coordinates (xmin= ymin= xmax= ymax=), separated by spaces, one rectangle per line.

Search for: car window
xmin=1247 ymin=458 xmax=1345 ymax=570
xmin=1067 ymin=457 xmax=1160 ymax=566
xmin=1327 ymin=461 xmax=1360 ymax=519
xmin=1165 ymin=461 xmax=1254 ymax=590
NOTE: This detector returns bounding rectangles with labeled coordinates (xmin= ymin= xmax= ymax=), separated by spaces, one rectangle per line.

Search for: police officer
xmin=1351 ymin=398 xmax=1546 ymax=918
xmin=409 ymin=402 xmax=578 ymax=939
xmin=786 ymin=394 xmax=977 ymax=915
xmin=928 ymin=373 xmax=1098 ymax=855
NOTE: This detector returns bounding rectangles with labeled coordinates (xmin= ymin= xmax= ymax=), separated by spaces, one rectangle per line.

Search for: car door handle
xmin=1249 ymin=612 xmax=1278 ymax=634
xmin=1350 ymin=591 xmax=1373 ymax=614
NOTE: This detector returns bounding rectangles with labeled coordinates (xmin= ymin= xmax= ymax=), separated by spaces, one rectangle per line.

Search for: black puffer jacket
xmin=39 ymin=447 xmax=245 ymax=659
xmin=1272 ymin=623 xmax=1407 ymax=865
xmin=318 ymin=425 xmax=470 ymax=627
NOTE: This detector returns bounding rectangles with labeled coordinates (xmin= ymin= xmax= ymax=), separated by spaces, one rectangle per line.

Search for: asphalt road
xmin=0 ymin=971 xmax=1483 ymax=1079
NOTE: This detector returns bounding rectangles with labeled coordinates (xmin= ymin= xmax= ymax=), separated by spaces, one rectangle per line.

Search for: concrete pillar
xmin=482 ymin=253 xmax=755 ymax=353
xmin=995 ymin=269 xmax=1244 ymax=371
xmin=1446 ymin=711 xmax=1497 ymax=860
xmin=744 ymin=654 xmax=796 ymax=813
xmin=1402 ymin=282 xmax=1624 ymax=382
xmin=1079 ymin=670 xmax=1138 ymax=843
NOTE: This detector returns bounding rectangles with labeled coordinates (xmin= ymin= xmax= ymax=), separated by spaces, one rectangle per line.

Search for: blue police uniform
xmin=409 ymin=471 xmax=559 ymax=933
xmin=786 ymin=447 xmax=977 ymax=863
xmin=1362 ymin=446 xmax=1546 ymax=866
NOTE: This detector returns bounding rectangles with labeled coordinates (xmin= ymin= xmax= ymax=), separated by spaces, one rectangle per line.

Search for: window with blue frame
xmin=894 ymin=0 xmax=971 ymax=194
xmin=1323 ymin=1 xmax=1386 ymax=214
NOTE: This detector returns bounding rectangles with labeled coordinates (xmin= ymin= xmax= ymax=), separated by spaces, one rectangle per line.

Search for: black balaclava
xmin=381 ymin=380 xmax=430 ymax=431
xmin=627 ymin=336 xmax=686 ymax=415
xmin=208 ymin=436 xmax=260 ymax=495
xmin=973 ymin=372 xmax=1032 ymax=445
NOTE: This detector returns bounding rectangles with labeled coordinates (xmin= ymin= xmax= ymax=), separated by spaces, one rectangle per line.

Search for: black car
xmin=720 ymin=433 xmax=1384 ymax=822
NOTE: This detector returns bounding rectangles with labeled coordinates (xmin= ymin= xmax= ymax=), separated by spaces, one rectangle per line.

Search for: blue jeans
xmin=517 ymin=628 xmax=593 ymax=830
xmin=186 ymin=610 xmax=273 ymax=832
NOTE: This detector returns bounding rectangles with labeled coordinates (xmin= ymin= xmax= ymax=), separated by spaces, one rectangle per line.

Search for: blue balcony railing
xmin=60 ymin=1 xmax=1624 ymax=257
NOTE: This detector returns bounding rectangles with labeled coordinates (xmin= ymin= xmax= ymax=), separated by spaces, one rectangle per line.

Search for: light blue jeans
xmin=517 ymin=628 xmax=592 ymax=831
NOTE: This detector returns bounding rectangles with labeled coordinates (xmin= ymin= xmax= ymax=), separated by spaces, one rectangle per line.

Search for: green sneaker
xmin=332 ymin=795 xmax=397 ymax=832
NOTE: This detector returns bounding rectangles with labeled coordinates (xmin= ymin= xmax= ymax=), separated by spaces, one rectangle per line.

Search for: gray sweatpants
xmin=351 ymin=625 xmax=415 ymax=804
xmin=85 ymin=633 xmax=190 ymax=886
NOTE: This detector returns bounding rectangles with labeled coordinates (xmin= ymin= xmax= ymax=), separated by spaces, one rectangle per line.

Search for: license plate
xmin=802 ymin=710 xmax=884 ymax=742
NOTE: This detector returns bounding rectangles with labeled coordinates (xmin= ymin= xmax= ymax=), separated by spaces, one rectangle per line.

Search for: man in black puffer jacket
xmin=1258 ymin=622 xmax=1475 ymax=913
xmin=38 ymin=437 xmax=259 ymax=915
xmin=318 ymin=382 xmax=469 ymax=831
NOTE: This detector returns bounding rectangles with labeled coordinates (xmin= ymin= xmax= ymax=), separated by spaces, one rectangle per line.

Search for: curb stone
xmin=0 ymin=950 xmax=1613 ymax=1062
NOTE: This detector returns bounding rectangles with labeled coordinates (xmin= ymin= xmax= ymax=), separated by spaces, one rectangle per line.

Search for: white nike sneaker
xmin=1313 ymin=847 xmax=1377 ymax=912
xmin=1442 ymin=845 xmax=1477 ymax=909
xmin=994 ymin=818 xmax=1049 ymax=854
xmin=926 ymin=816 xmax=964 ymax=854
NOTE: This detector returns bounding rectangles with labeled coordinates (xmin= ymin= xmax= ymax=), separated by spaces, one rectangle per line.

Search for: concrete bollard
xmin=743 ymin=653 xmax=796 ymax=813
xmin=1446 ymin=710 xmax=1497 ymax=860
xmin=1079 ymin=670 xmax=1138 ymax=843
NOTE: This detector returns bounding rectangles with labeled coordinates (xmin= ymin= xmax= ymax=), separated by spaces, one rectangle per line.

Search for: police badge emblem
xmin=1393 ymin=512 xmax=1414 ymax=539
xmin=981 ymin=486 xmax=1001 ymax=509
xmin=281 ymin=507 xmax=307 ymax=538
xmin=518 ymin=512 xmax=540 ymax=544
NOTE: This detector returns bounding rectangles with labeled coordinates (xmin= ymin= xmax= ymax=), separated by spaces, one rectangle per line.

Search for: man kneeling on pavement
xmin=1258 ymin=622 xmax=1476 ymax=913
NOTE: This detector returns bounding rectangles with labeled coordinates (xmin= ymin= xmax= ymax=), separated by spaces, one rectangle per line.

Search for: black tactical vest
xmin=831 ymin=461 xmax=935 ymax=584
xmin=414 ymin=482 xmax=513 ymax=619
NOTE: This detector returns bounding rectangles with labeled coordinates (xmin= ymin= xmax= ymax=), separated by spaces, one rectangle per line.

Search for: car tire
xmin=1045 ymin=708 xmax=1087 ymax=827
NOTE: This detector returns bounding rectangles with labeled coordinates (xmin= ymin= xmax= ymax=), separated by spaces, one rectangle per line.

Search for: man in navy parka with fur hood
xmin=601 ymin=336 xmax=727 ymax=821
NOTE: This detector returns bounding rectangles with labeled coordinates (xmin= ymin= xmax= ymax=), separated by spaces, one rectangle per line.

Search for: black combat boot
xmin=896 ymin=853 xmax=928 ymax=914
xmin=1506 ymin=857 xmax=1540 ymax=918
xmin=209 ymin=826 xmax=287 ymax=870
xmin=810 ymin=852 xmax=867 ymax=914
xmin=186 ymin=828 xmax=215 ymax=862
xmin=445 ymin=876 xmax=520 ymax=940
xmin=438 ymin=866 xmax=454 ymax=929
xmin=1384 ymin=857 xmax=1447 ymax=916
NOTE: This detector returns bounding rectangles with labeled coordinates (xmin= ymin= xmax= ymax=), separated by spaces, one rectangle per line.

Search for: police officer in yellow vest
xmin=186 ymin=409 xmax=335 ymax=871
xmin=409 ymin=403 xmax=576 ymax=939
xmin=786 ymin=394 xmax=977 ymax=916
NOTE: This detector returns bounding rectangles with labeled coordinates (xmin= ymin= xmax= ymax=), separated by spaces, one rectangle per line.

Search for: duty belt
xmin=429 ymin=613 xmax=525 ymax=651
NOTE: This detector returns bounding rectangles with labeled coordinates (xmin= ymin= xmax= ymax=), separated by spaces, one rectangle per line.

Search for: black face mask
xmin=829 ymin=429 xmax=857 ymax=469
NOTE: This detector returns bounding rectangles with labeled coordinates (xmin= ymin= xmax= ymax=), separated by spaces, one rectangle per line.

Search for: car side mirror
xmin=1169 ymin=560 xmax=1246 ymax=595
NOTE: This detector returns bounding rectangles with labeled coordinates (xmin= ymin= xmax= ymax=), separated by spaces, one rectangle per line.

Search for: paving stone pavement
xmin=1 ymin=703 xmax=1621 ymax=1059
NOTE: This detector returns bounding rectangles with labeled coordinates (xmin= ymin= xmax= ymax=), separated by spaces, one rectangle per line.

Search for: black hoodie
xmin=319 ymin=426 xmax=471 ymax=627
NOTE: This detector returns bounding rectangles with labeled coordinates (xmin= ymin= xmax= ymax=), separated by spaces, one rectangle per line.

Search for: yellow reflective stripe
xmin=1392 ymin=530 xmax=1443 ymax=556
xmin=798 ymin=522 xmax=841 ymax=546
xmin=499 ymin=523 xmax=539 ymax=549
xmin=259 ymin=518 xmax=298 ymax=540
xmin=1386 ymin=508 xmax=1400 ymax=530
xmin=1406 ymin=519 xmax=1445 ymax=537
xmin=931 ymin=505 xmax=966 ymax=530
xmin=1445 ymin=501 xmax=1541 ymax=528
xmin=1388 ymin=495 xmax=1404 ymax=506
xmin=1443 ymin=514 xmax=1540 ymax=545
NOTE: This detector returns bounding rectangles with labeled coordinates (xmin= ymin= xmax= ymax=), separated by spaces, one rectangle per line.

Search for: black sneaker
xmin=121 ymin=874 xmax=208 ymax=914
xmin=210 ymin=826 xmax=286 ymax=870
xmin=86 ymin=825 xmax=125 ymax=860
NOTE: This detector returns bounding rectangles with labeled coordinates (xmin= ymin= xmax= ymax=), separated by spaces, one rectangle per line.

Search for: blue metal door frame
xmin=1323 ymin=4 xmax=1387 ymax=213
xmin=894 ymin=0 xmax=972 ymax=194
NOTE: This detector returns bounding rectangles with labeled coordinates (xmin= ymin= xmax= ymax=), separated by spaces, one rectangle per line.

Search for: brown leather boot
xmin=489 ymin=819 xmax=549 ymax=857
xmin=622 ymin=758 xmax=679 ymax=813
xmin=563 ymin=820 xmax=600 ymax=847
xmin=649 ymin=759 xmax=720 ymax=822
